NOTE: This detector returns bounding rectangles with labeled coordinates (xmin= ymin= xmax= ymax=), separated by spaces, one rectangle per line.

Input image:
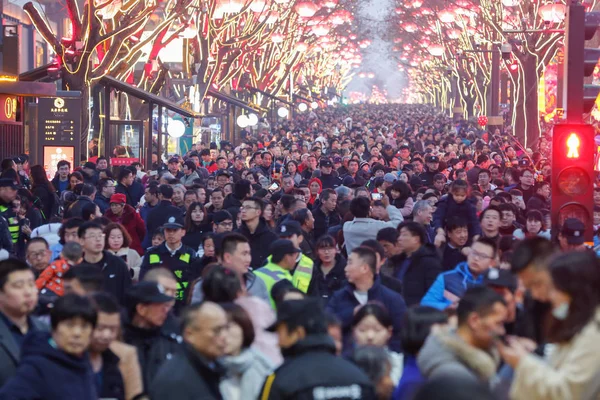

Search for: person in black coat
xmin=431 ymin=180 xmax=481 ymax=241
xmin=0 ymin=294 xmax=98 ymax=400
xmin=30 ymin=164 xmax=56 ymax=222
xmin=150 ymin=301 xmax=227 ymax=400
xmin=237 ymin=197 xmax=278 ymax=269
xmin=143 ymin=185 xmax=185 ymax=249
xmin=439 ymin=217 xmax=469 ymax=271
xmin=307 ymin=235 xmax=347 ymax=304
xmin=391 ymin=222 xmax=443 ymax=306
xmin=259 ymin=298 xmax=376 ymax=399
xmin=123 ymin=282 xmax=184 ymax=391
xmin=64 ymin=184 xmax=96 ymax=219
xmin=77 ymin=221 xmax=132 ymax=305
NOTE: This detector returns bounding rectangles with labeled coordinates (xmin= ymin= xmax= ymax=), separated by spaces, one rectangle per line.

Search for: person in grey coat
xmin=343 ymin=195 xmax=403 ymax=254
xmin=180 ymin=161 xmax=200 ymax=187
xmin=418 ymin=286 xmax=507 ymax=384
xmin=219 ymin=303 xmax=273 ymax=400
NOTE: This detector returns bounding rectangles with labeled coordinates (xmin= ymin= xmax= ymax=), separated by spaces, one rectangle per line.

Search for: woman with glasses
xmin=307 ymin=235 xmax=346 ymax=305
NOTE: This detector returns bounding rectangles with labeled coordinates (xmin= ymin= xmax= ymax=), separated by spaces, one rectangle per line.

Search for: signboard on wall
xmin=0 ymin=95 xmax=17 ymax=122
xmin=38 ymin=97 xmax=81 ymax=146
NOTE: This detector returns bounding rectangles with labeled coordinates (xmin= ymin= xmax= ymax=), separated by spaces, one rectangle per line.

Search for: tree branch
xmin=65 ymin=0 xmax=82 ymax=40
xmin=23 ymin=2 xmax=61 ymax=55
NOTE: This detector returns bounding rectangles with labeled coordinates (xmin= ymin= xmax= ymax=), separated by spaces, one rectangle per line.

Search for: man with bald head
xmin=150 ymin=302 xmax=228 ymax=399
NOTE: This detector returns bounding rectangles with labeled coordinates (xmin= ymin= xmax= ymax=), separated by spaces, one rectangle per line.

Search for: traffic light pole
xmin=563 ymin=3 xmax=585 ymax=122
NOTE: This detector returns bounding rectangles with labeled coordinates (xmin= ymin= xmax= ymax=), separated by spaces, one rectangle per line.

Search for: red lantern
xmin=478 ymin=116 xmax=488 ymax=127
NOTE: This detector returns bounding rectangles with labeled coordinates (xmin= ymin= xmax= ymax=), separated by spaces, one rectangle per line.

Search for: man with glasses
xmin=239 ymin=197 xmax=278 ymax=269
xmin=77 ymin=221 xmax=132 ymax=304
xmin=150 ymin=301 xmax=227 ymax=399
xmin=51 ymin=160 xmax=71 ymax=195
xmin=421 ymin=237 xmax=497 ymax=310
xmin=212 ymin=210 xmax=234 ymax=233
xmin=25 ymin=238 xmax=51 ymax=278
xmin=513 ymin=168 xmax=535 ymax=204
xmin=94 ymin=178 xmax=115 ymax=214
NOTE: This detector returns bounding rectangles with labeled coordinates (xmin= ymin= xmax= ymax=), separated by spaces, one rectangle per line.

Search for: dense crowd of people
xmin=0 ymin=103 xmax=598 ymax=399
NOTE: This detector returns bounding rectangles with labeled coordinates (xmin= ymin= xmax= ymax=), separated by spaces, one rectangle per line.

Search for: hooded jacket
xmin=180 ymin=170 xmax=200 ymax=187
xmin=389 ymin=244 xmax=443 ymax=306
xmin=432 ymin=194 xmax=481 ymax=239
xmin=420 ymin=262 xmax=485 ymax=310
xmin=238 ymin=218 xmax=279 ymax=269
xmin=64 ymin=195 xmax=94 ymax=219
xmin=417 ymin=328 xmax=499 ymax=384
xmin=105 ymin=204 xmax=146 ymax=255
xmin=258 ymin=334 xmax=376 ymax=400
xmin=307 ymin=254 xmax=347 ymax=304
xmin=94 ymin=193 xmax=111 ymax=214
xmin=0 ymin=331 xmax=97 ymax=400
xmin=308 ymin=178 xmax=322 ymax=207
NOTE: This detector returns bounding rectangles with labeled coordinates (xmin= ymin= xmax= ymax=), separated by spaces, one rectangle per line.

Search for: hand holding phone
xmin=371 ymin=193 xmax=382 ymax=201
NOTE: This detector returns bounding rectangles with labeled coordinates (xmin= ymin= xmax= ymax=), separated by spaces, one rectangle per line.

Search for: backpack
xmin=34 ymin=192 xmax=64 ymax=222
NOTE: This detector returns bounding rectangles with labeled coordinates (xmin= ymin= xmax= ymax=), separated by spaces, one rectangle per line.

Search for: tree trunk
xmin=512 ymin=55 xmax=540 ymax=148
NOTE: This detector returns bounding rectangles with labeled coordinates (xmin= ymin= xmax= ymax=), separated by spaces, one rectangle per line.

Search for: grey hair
xmin=413 ymin=200 xmax=432 ymax=218
xmin=335 ymin=185 xmax=351 ymax=202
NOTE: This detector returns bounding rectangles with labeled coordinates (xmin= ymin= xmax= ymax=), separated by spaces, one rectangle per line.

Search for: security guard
xmin=276 ymin=221 xmax=314 ymax=293
xmin=254 ymin=239 xmax=302 ymax=308
xmin=259 ymin=298 xmax=376 ymax=399
xmin=0 ymin=179 xmax=19 ymax=250
xmin=139 ymin=216 xmax=199 ymax=311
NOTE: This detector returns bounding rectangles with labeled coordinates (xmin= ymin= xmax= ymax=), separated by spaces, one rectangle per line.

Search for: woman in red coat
xmin=105 ymin=193 xmax=146 ymax=254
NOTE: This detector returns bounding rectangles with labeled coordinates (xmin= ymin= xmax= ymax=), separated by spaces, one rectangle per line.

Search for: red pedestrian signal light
xmin=566 ymin=133 xmax=581 ymax=158
xmin=552 ymin=123 xmax=595 ymax=239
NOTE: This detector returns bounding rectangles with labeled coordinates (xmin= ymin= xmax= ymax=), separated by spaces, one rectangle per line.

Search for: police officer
xmin=254 ymin=239 xmax=302 ymax=308
xmin=420 ymin=155 xmax=440 ymax=187
xmin=0 ymin=179 xmax=19 ymax=251
xmin=259 ymin=298 xmax=375 ymax=399
xmin=139 ymin=216 xmax=199 ymax=311
xmin=277 ymin=221 xmax=314 ymax=293
xmin=122 ymin=281 xmax=183 ymax=391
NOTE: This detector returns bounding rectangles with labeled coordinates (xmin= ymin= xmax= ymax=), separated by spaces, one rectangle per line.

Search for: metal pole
xmin=563 ymin=3 xmax=585 ymax=122
xmin=157 ymin=106 xmax=162 ymax=161
xmin=104 ymin=85 xmax=110 ymax=159
xmin=490 ymin=47 xmax=500 ymax=117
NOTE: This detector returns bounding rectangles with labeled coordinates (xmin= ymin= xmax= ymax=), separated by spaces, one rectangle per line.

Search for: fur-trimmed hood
xmin=418 ymin=327 xmax=499 ymax=383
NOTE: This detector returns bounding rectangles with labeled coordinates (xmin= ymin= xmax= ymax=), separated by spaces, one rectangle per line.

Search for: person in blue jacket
xmin=327 ymin=246 xmax=407 ymax=353
xmin=432 ymin=179 xmax=481 ymax=244
xmin=421 ymin=237 xmax=497 ymax=310
xmin=0 ymin=293 xmax=98 ymax=400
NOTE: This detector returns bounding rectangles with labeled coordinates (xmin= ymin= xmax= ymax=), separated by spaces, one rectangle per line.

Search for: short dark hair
xmin=221 ymin=303 xmax=255 ymax=349
xmin=320 ymin=188 xmax=337 ymax=203
xmin=400 ymin=306 xmax=448 ymax=357
xmin=243 ymin=196 xmax=264 ymax=213
xmin=292 ymin=208 xmax=311 ymax=227
xmin=479 ymin=205 xmax=501 ymax=222
xmin=81 ymin=183 xmax=96 ymax=197
xmin=59 ymin=218 xmax=85 ymax=245
xmin=478 ymin=169 xmax=491 ymax=177
xmin=398 ymin=221 xmax=427 ymax=245
xmin=360 ymin=239 xmax=385 ymax=260
xmin=457 ymin=286 xmax=506 ymax=326
xmin=51 ymin=294 xmax=97 ymax=330
xmin=89 ymin=292 xmax=120 ymax=314
xmin=351 ymin=346 xmax=391 ymax=384
xmin=446 ymin=216 xmax=468 ymax=232
xmin=201 ymin=266 xmax=241 ymax=303
xmin=350 ymin=196 xmax=371 ymax=218
xmin=315 ymin=235 xmax=336 ymax=249
xmin=351 ymin=246 xmax=377 ymax=275
xmin=57 ymin=160 xmax=71 ymax=170
xmin=118 ymin=168 xmax=133 ymax=182
xmin=63 ymin=266 xmax=105 ymax=293
xmin=97 ymin=178 xmax=114 ymax=192
xmin=218 ymin=233 xmax=249 ymax=260
xmin=183 ymin=160 xmax=196 ymax=171
xmin=78 ymin=221 xmax=103 ymax=238
xmin=0 ymin=259 xmax=32 ymax=291
xmin=474 ymin=236 xmax=498 ymax=259
xmin=158 ymin=184 xmax=173 ymax=199
xmin=26 ymin=237 xmax=49 ymax=251
xmin=376 ymin=227 xmax=399 ymax=244
xmin=352 ymin=302 xmax=392 ymax=328
xmin=511 ymin=237 xmax=555 ymax=273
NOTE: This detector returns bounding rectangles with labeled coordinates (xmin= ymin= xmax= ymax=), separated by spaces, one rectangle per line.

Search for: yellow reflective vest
xmin=254 ymin=254 xmax=314 ymax=308
xmin=0 ymin=204 xmax=19 ymax=244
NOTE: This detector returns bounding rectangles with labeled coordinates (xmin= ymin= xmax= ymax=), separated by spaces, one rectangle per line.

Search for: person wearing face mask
xmin=418 ymin=286 xmax=507 ymax=384
xmin=498 ymin=251 xmax=600 ymax=400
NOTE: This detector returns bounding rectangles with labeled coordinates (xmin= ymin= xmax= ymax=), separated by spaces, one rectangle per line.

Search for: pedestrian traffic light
xmin=551 ymin=122 xmax=595 ymax=240
xmin=563 ymin=5 xmax=600 ymax=119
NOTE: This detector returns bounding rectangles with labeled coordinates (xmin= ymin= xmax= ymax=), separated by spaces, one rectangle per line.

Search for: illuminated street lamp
xmin=298 ymin=103 xmax=308 ymax=112
xmin=277 ymin=107 xmax=289 ymax=118
xmin=237 ymin=114 xmax=249 ymax=128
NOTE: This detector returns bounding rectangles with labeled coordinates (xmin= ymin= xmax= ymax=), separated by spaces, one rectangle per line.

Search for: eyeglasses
xmin=84 ymin=234 xmax=105 ymax=241
xmin=27 ymin=250 xmax=47 ymax=259
xmin=470 ymin=250 xmax=493 ymax=260
xmin=240 ymin=206 xmax=259 ymax=210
